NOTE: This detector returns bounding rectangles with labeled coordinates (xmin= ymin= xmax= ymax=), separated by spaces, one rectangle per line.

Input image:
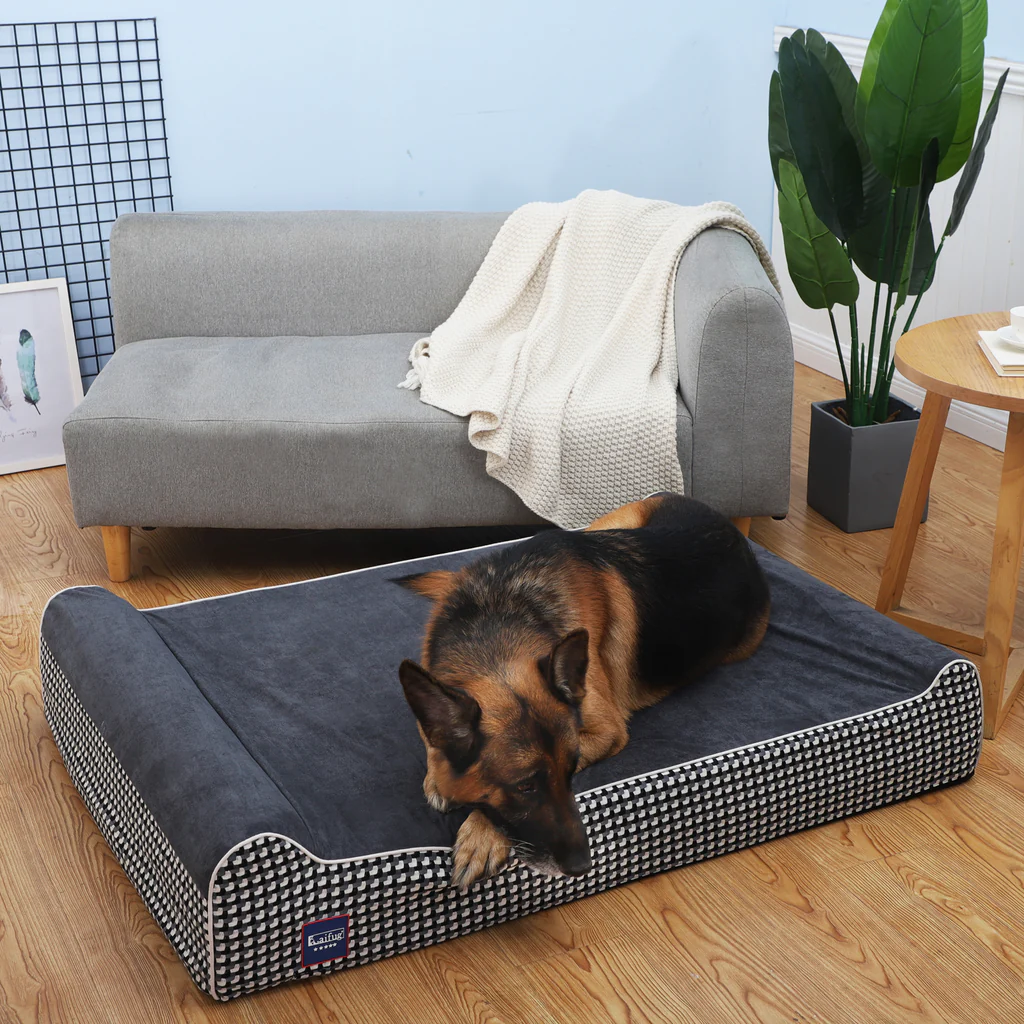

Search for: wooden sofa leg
xmin=732 ymin=517 xmax=751 ymax=538
xmin=101 ymin=526 xmax=132 ymax=582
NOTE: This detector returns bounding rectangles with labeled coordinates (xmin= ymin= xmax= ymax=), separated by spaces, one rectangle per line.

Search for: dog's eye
xmin=515 ymin=778 xmax=538 ymax=795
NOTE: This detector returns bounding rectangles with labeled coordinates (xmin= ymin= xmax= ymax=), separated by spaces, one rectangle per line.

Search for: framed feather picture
xmin=0 ymin=279 xmax=83 ymax=475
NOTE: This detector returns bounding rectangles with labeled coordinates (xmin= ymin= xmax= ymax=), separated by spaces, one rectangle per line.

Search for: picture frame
xmin=0 ymin=278 xmax=84 ymax=475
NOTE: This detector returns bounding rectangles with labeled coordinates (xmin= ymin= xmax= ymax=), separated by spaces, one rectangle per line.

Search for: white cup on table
xmin=1011 ymin=306 xmax=1024 ymax=343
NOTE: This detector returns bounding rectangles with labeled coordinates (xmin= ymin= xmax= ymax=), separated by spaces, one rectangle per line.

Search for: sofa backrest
xmin=110 ymin=210 xmax=507 ymax=345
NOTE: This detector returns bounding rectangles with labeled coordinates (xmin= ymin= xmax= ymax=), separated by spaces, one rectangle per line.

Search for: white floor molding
xmin=792 ymin=323 xmax=1009 ymax=453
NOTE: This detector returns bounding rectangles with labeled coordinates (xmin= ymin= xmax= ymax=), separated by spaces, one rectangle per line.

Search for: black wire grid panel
xmin=0 ymin=18 xmax=173 ymax=389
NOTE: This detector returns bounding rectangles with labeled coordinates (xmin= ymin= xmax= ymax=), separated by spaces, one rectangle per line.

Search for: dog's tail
xmin=391 ymin=570 xmax=456 ymax=600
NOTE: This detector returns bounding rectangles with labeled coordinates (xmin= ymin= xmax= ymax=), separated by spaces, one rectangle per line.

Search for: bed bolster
xmin=41 ymin=587 xmax=317 ymax=885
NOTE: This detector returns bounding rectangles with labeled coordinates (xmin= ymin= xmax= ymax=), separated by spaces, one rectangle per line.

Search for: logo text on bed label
xmin=301 ymin=914 xmax=350 ymax=967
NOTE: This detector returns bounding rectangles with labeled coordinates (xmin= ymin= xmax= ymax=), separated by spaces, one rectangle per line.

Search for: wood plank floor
xmin=2 ymin=362 xmax=1023 ymax=1023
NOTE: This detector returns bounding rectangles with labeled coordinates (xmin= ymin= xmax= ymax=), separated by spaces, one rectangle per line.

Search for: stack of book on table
xmin=978 ymin=328 xmax=1024 ymax=378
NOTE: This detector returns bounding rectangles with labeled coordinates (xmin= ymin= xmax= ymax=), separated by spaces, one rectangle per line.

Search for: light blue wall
xmin=27 ymin=1 xmax=1024 ymax=239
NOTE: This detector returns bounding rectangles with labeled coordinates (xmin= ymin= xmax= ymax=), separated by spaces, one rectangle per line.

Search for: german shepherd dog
xmin=395 ymin=493 xmax=769 ymax=890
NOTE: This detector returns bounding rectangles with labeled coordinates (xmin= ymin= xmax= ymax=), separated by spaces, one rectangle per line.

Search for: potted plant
xmin=770 ymin=1 xmax=1008 ymax=532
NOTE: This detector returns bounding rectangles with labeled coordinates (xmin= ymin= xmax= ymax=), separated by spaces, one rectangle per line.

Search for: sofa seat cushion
xmin=63 ymin=334 xmax=695 ymax=529
xmin=39 ymin=541 xmax=982 ymax=999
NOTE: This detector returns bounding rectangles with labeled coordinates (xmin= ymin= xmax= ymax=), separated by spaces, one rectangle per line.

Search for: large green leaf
xmin=910 ymin=207 xmax=937 ymax=294
xmin=862 ymin=0 xmax=963 ymax=186
xmin=896 ymin=201 xmax=921 ymax=311
xmin=898 ymin=138 xmax=940 ymax=306
xmin=777 ymin=159 xmax=860 ymax=310
xmin=768 ymin=71 xmax=794 ymax=189
xmin=937 ymin=0 xmax=988 ymax=180
xmin=856 ymin=0 xmax=903 ymax=131
xmin=847 ymin=186 xmax=935 ymax=294
xmin=945 ymin=66 xmax=1008 ymax=235
xmin=915 ymin=137 xmax=941 ymax=228
xmin=779 ymin=36 xmax=864 ymax=240
xmin=805 ymin=30 xmax=859 ymax=147
xmin=805 ymin=28 xmax=890 ymax=229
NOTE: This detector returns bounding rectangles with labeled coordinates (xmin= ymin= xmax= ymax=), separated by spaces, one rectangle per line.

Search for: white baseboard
xmin=791 ymin=323 xmax=1008 ymax=452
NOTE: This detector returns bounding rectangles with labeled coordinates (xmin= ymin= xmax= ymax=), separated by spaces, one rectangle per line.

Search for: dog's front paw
xmin=423 ymin=774 xmax=453 ymax=813
xmin=452 ymin=811 xmax=511 ymax=891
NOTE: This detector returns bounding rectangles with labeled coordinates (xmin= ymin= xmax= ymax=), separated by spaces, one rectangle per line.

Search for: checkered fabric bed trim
xmin=40 ymin=639 xmax=209 ymax=991
xmin=40 ymin=638 xmax=982 ymax=1001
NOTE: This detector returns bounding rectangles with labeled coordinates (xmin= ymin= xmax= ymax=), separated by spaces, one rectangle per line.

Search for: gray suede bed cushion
xmin=40 ymin=541 xmax=962 ymax=891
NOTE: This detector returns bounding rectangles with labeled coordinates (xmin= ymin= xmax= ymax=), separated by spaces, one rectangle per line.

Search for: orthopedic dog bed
xmin=40 ymin=541 xmax=982 ymax=1000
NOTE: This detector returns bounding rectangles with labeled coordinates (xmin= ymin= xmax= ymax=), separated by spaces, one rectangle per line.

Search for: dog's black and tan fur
xmin=395 ymin=493 xmax=770 ymax=889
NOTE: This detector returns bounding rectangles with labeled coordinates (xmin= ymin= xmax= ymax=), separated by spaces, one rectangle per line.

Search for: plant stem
xmin=848 ymin=301 xmax=862 ymax=425
xmin=877 ymin=294 xmax=903 ymax=421
xmin=866 ymin=187 xmax=897 ymax=426
xmin=847 ymin=301 xmax=856 ymax=417
xmin=887 ymin=286 xmax=906 ymax=351
xmin=842 ymin=244 xmax=859 ymax=422
xmin=860 ymin=343 xmax=867 ymax=423
xmin=827 ymin=306 xmax=851 ymax=411
xmin=873 ymin=283 xmax=897 ymax=421
xmin=873 ymin=187 xmax=913 ymax=423
xmin=901 ymin=236 xmax=945 ymax=337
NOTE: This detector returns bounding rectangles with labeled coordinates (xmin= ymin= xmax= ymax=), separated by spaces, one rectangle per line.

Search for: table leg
xmin=875 ymin=391 xmax=951 ymax=614
xmin=979 ymin=411 xmax=1024 ymax=738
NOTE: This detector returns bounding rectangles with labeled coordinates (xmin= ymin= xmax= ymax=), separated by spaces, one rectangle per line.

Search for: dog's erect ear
xmin=398 ymin=659 xmax=482 ymax=771
xmin=542 ymin=629 xmax=589 ymax=707
xmin=392 ymin=570 xmax=456 ymax=601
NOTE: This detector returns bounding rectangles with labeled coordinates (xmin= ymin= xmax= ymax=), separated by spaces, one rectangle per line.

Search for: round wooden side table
xmin=875 ymin=311 xmax=1024 ymax=738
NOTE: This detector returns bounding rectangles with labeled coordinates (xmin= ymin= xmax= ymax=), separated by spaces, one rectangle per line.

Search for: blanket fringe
xmin=396 ymin=337 xmax=430 ymax=390
xmin=397 ymin=367 xmax=421 ymax=391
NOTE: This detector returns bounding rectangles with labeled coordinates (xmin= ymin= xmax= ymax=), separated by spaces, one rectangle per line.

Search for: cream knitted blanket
xmin=398 ymin=189 xmax=778 ymax=529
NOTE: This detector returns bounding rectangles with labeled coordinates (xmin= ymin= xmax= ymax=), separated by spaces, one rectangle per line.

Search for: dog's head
xmin=396 ymin=569 xmax=592 ymax=877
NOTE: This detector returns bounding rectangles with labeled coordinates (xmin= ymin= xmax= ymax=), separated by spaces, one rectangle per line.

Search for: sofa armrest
xmin=110 ymin=210 xmax=506 ymax=346
xmin=674 ymin=228 xmax=793 ymax=518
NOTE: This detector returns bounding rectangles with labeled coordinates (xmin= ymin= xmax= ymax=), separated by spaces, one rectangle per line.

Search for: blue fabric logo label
xmin=301 ymin=914 xmax=350 ymax=967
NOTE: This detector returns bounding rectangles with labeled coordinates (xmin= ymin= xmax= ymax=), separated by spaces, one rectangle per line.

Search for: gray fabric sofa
xmin=63 ymin=211 xmax=794 ymax=580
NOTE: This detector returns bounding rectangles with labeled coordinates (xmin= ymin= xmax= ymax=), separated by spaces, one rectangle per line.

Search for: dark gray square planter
xmin=806 ymin=396 xmax=928 ymax=533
